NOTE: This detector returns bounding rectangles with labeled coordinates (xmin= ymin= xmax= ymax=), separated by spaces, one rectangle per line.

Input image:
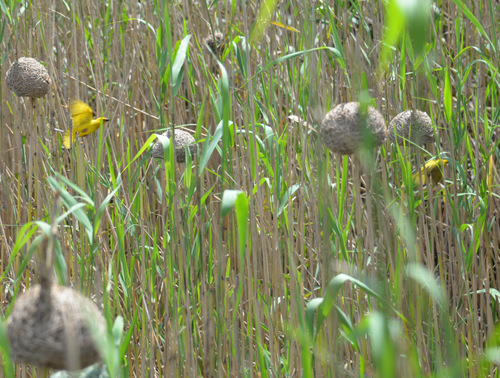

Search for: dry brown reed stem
xmin=6 ymin=57 xmax=50 ymax=99
xmin=320 ymin=102 xmax=387 ymax=155
xmin=63 ymin=72 xmax=158 ymax=121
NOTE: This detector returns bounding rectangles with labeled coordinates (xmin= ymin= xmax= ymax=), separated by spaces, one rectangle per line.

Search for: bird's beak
xmin=103 ymin=118 xmax=110 ymax=123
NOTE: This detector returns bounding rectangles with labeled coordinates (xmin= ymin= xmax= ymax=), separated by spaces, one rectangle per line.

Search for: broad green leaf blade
xmin=56 ymin=203 xmax=88 ymax=224
xmin=112 ymin=315 xmax=124 ymax=345
xmin=53 ymin=173 xmax=94 ymax=207
xmin=451 ymin=0 xmax=496 ymax=54
xmin=198 ymin=121 xmax=225 ymax=174
xmin=0 ymin=222 xmax=38 ymax=281
xmin=136 ymin=133 xmax=158 ymax=161
xmin=94 ymin=175 xmax=122 ymax=238
xmin=234 ymin=192 xmax=249 ymax=254
xmin=278 ymin=184 xmax=300 ymax=216
xmin=408 ymin=264 xmax=446 ymax=307
xmin=0 ymin=321 xmax=14 ymax=377
xmin=326 ymin=5 xmax=347 ymax=70
xmin=316 ymin=274 xmax=383 ymax=336
xmin=48 ymin=176 xmax=94 ymax=245
xmin=153 ymin=133 xmax=172 ymax=161
xmin=250 ymin=0 xmax=278 ymax=45
xmin=485 ymin=348 xmax=500 ymax=364
xmin=305 ymin=297 xmax=323 ymax=338
xmin=0 ymin=5 xmax=12 ymax=25
xmin=366 ymin=312 xmax=397 ymax=378
xmin=379 ymin=0 xmax=405 ymax=71
xmin=221 ymin=189 xmax=243 ymax=218
xmin=171 ymin=34 xmax=191 ymax=97
xmin=15 ymin=234 xmax=45 ymax=282
xmin=403 ymin=0 xmax=431 ymax=56
xmin=444 ymin=66 xmax=452 ymax=122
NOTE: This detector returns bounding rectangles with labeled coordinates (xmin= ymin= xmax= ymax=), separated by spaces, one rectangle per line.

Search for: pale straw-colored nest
xmin=152 ymin=129 xmax=198 ymax=163
xmin=388 ymin=110 xmax=435 ymax=146
xmin=5 ymin=282 xmax=105 ymax=371
xmin=6 ymin=57 xmax=50 ymax=98
xmin=320 ymin=102 xmax=387 ymax=155
xmin=204 ymin=32 xmax=225 ymax=57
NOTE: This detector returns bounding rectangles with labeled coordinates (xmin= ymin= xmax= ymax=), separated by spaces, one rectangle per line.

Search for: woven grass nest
xmin=204 ymin=32 xmax=224 ymax=57
xmin=388 ymin=110 xmax=435 ymax=146
xmin=152 ymin=129 xmax=198 ymax=163
xmin=320 ymin=102 xmax=387 ymax=155
xmin=5 ymin=282 xmax=105 ymax=371
xmin=6 ymin=57 xmax=50 ymax=98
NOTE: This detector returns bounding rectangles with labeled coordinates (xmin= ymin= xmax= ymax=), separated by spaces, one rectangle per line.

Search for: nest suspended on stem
xmin=388 ymin=110 xmax=435 ymax=146
xmin=320 ymin=102 xmax=387 ymax=155
xmin=6 ymin=57 xmax=50 ymax=98
xmin=204 ymin=32 xmax=225 ymax=57
xmin=152 ymin=129 xmax=198 ymax=163
xmin=5 ymin=282 xmax=105 ymax=371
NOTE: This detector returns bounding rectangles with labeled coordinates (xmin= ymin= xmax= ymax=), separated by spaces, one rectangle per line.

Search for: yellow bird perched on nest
xmin=63 ymin=99 xmax=110 ymax=149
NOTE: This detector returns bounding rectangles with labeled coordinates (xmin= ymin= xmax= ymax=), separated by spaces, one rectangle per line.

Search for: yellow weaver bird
xmin=412 ymin=158 xmax=448 ymax=186
xmin=63 ymin=99 xmax=110 ymax=149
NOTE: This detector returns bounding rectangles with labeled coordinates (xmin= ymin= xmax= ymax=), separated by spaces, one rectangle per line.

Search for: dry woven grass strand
xmin=5 ymin=283 xmax=105 ymax=370
xmin=152 ymin=129 xmax=198 ymax=163
xmin=6 ymin=57 xmax=50 ymax=98
xmin=320 ymin=102 xmax=387 ymax=155
xmin=388 ymin=110 xmax=435 ymax=146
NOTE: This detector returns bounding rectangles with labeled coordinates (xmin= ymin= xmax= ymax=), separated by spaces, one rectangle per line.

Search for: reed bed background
xmin=0 ymin=0 xmax=499 ymax=376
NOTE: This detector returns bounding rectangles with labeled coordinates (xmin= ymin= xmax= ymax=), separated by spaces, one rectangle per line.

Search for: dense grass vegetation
xmin=0 ymin=0 xmax=499 ymax=376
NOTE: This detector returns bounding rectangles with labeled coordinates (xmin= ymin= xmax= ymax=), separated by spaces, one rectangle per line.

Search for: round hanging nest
xmin=320 ymin=102 xmax=387 ymax=155
xmin=152 ymin=129 xmax=198 ymax=163
xmin=5 ymin=283 xmax=105 ymax=371
xmin=6 ymin=57 xmax=50 ymax=98
xmin=204 ymin=32 xmax=225 ymax=57
xmin=388 ymin=110 xmax=435 ymax=146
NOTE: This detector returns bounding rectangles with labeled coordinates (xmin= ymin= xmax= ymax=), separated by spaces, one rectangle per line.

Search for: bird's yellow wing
xmin=412 ymin=158 xmax=448 ymax=185
xmin=70 ymin=99 xmax=94 ymax=128
xmin=63 ymin=99 xmax=109 ymax=149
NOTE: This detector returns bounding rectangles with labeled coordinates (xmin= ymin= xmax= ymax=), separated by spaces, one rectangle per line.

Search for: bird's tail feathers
xmin=63 ymin=130 xmax=72 ymax=149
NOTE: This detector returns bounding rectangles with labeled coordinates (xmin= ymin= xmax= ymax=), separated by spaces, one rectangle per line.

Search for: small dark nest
xmin=152 ymin=129 xmax=198 ymax=163
xmin=6 ymin=57 xmax=50 ymax=98
xmin=320 ymin=102 xmax=387 ymax=155
xmin=388 ymin=110 xmax=435 ymax=146
xmin=204 ymin=32 xmax=224 ymax=57
xmin=5 ymin=283 xmax=105 ymax=371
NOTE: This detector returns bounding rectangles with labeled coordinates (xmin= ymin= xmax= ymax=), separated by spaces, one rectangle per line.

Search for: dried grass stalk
xmin=5 ymin=283 xmax=105 ymax=371
xmin=6 ymin=57 xmax=50 ymax=98
xmin=388 ymin=110 xmax=435 ymax=146
xmin=320 ymin=102 xmax=387 ymax=155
